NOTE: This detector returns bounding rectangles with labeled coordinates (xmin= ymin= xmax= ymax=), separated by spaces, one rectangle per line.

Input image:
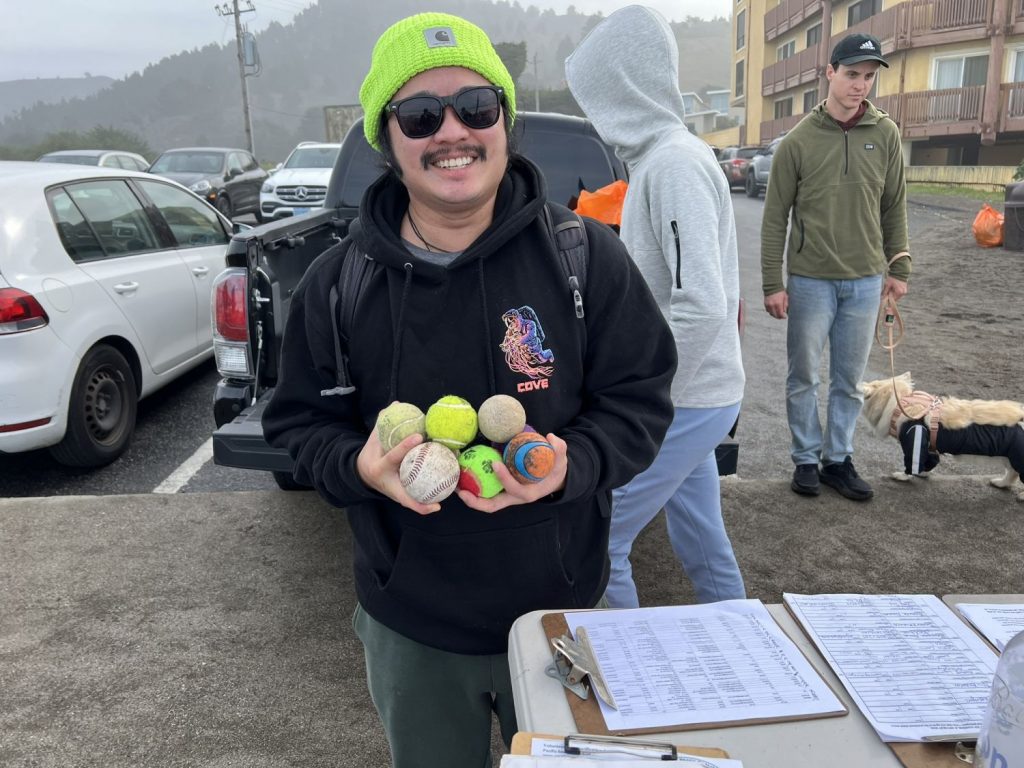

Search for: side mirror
xmin=232 ymin=221 xmax=254 ymax=234
xmin=227 ymin=167 xmax=241 ymax=179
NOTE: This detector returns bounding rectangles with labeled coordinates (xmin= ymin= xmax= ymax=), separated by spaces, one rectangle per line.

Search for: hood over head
xmin=565 ymin=5 xmax=686 ymax=165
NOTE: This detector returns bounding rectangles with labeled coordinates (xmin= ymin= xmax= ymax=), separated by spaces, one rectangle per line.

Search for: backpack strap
xmin=543 ymin=201 xmax=589 ymax=319
xmin=326 ymin=240 xmax=375 ymax=395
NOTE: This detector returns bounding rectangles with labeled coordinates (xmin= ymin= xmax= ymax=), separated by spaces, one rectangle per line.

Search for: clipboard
xmin=541 ymin=611 xmax=847 ymax=737
xmin=510 ymin=731 xmax=729 ymax=760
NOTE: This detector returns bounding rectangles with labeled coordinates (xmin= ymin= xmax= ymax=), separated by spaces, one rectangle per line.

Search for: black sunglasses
xmin=386 ymin=86 xmax=504 ymax=139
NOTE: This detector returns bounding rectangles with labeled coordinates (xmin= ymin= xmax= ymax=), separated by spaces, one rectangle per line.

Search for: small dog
xmin=859 ymin=372 xmax=1024 ymax=501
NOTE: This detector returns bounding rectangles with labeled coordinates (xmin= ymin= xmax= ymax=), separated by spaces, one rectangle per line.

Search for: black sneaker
xmin=820 ymin=458 xmax=874 ymax=501
xmin=791 ymin=464 xmax=821 ymax=496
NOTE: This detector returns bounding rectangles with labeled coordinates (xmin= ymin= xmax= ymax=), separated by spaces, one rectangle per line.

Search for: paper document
xmin=521 ymin=737 xmax=743 ymax=765
xmin=784 ymin=593 xmax=999 ymax=742
xmin=501 ymin=758 xmax=738 ymax=767
xmin=955 ymin=602 xmax=1024 ymax=652
xmin=564 ymin=599 xmax=845 ymax=732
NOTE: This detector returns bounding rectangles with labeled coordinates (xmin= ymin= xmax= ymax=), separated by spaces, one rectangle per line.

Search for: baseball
xmin=399 ymin=441 xmax=460 ymax=504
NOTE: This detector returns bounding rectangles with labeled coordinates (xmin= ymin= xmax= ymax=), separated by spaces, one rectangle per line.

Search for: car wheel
xmin=253 ymin=207 xmax=264 ymax=224
xmin=746 ymin=173 xmax=759 ymax=198
xmin=216 ymin=195 xmax=233 ymax=219
xmin=49 ymin=345 xmax=137 ymax=468
xmin=273 ymin=470 xmax=311 ymax=491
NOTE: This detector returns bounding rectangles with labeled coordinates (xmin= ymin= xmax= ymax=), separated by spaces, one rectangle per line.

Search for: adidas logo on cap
xmin=860 ymin=40 xmax=876 ymax=50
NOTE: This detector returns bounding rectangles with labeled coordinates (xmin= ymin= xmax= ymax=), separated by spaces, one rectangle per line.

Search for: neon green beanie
xmin=359 ymin=12 xmax=517 ymax=150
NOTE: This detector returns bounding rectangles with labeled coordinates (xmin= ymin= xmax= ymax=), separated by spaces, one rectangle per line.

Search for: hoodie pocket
xmin=379 ymin=519 xmax=577 ymax=629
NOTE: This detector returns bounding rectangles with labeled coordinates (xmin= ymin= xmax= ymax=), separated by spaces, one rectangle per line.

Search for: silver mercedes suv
xmin=260 ymin=142 xmax=341 ymax=220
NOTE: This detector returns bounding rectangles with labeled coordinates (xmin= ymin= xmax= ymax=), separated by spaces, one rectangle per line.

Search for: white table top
xmin=508 ymin=604 xmax=902 ymax=768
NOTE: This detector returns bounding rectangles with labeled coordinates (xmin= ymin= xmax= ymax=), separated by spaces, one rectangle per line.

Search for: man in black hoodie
xmin=262 ymin=12 xmax=676 ymax=767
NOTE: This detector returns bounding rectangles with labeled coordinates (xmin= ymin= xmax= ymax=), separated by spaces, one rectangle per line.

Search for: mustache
xmin=421 ymin=144 xmax=487 ymax=170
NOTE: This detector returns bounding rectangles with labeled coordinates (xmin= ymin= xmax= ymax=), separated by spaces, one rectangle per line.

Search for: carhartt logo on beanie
xmin=359 ymin=12 xmax=517 ymax=150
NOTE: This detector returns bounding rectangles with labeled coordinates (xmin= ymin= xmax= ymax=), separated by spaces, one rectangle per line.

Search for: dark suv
xmin=149 ymin=147 xmax=268 ymax=221
xmin=718 ymin=146 xmax=762 ymax=190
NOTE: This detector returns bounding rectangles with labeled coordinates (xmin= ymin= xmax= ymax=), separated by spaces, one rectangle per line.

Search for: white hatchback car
xmin=0 ymin=161 xmax=236 ymax=467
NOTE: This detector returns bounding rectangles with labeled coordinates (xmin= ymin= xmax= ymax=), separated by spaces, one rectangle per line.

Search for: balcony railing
xmin=999 ymin=82 xmax=1024 ymax=132
xmin=760 ymin=113 xmax=805 ymax=142
xmin=874 ymin=85 xmax=985 ymax=138
xmin=907 ymin=0 xmax=988 ymax=34
xmin=762 ymin=45 xmax=823 ymax=96
xmin=764 ymin=0 xmax=824 ymax=41
xmin=833 ymin=0 xmax=990 ymax=55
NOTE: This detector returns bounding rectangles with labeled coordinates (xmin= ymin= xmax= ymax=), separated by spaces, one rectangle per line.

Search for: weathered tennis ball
xmin=375 ymin=402 xmax=426 ymax=453
xmin=478 ymin=394 xmax=527 ymax=443
xmin=399 ymin=441 xmax=460 ymax=504
xmin=457 ymin=445 xmax=505 ymax=499
xmin=503 ymin=431 xmax=555 ymax=484
xmin=425 ymin=395 xmax=478 ymax=451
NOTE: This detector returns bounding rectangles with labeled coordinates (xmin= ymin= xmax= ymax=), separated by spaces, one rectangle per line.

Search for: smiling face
xmin=825 ymin=61 xmax=881 ymax=118
xmin=385 ymin=66 xmax=508 ymax=218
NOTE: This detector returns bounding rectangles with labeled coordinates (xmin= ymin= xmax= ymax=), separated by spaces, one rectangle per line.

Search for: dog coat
xmin=898 ymin=420 xmax=1024 ymax=476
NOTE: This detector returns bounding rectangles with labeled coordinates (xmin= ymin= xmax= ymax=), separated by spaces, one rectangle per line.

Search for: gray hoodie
xmin=565 ymin=5 xmax=744 ymax=409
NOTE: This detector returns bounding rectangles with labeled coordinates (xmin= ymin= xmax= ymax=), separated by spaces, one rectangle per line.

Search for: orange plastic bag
xmin=972 ymin=203 xmax=1004 ymax=247
xmin=574 ymin=180 xmax=628 ymax=227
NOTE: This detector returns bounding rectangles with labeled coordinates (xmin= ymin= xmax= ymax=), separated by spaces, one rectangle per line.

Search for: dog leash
xmin=874 ymin=252 xmax=914 ymax=419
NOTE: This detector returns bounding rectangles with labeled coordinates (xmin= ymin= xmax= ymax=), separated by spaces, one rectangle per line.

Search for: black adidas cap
xmin=830 ymin=33 xmax=888 ymax=68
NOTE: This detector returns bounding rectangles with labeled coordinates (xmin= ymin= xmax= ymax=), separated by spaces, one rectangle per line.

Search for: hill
xmin=0 ymin=0 xmax=730 ymax=162
xmin=0 ymin=76 xmax=114 ymax=121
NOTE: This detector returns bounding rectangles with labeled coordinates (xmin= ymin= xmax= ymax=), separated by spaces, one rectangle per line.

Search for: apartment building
xmin=731 ymin=0 xmax=1024 ymax=165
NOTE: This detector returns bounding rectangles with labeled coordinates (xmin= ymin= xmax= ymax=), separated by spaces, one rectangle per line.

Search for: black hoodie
xmin=263 ymin=155 xmax=676 ymax=654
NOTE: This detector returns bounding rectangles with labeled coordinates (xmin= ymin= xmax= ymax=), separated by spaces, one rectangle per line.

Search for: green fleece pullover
xmin=761 ymin=100 xmax=910 ymax=296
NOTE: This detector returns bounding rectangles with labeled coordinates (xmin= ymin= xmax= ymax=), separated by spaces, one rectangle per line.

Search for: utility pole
xmin=216 ymin=0 xmax=256 ymax=154
xmin=532 ymin=52 xmax=540 ymax=112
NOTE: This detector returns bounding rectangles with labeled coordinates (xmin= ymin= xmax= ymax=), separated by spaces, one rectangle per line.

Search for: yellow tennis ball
xmin=478 ymin=394 xmax=527 ymax=443
xmin=457 ymin=445 xmax=505 ymax=499
xmin=375 ymin=402 xmax=426 ymax=453
xmin=425 ymin=395 xmax=478 ymax=451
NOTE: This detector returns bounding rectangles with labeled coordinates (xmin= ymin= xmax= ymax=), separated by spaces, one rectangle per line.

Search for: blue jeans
xmin=607 ymin=404 xmax=745 ymax=607
xmin=786 ymin=274 xmax=882 ymax=467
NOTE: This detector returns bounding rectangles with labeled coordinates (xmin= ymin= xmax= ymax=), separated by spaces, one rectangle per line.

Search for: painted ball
xmin=399 ymin=441 xmax=460 ymax=504
xmin=457 ymin=445 xmax=505 ymax=499
xmin=425 ymin=395 xmax=478 ymax=451
xmin=503 ymin=431 xmax=555 ymax=484
xmin=477 ymin=394 xmax=527 ymax=443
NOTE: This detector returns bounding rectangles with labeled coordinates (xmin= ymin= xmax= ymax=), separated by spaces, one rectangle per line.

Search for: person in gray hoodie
xmin=566 ymin=5 xmax=746 ymax=606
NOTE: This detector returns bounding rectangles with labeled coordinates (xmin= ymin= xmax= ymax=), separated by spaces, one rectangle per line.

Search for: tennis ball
xmin=457 ymin=445 xmax=505 ymax=499
xmin=503 ymin=431 xmax=555 ymax=484
xmin=375 ymin=401 xmax=426 ymax=453
xmin=399 ymin=441 xmax=460 ymax=504
xmin=425 ymin=395 xmax=478 ymax=451
xmin=478 ymin=394 xmax=527 ymax=443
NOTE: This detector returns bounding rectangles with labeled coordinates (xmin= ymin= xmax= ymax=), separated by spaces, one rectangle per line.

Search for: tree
xmin=494 ymin=42 xmax=527 ymax=83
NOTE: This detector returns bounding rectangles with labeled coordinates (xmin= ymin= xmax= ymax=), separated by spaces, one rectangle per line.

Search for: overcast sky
xmin=5 ymin=0 xmax=732 ymax=82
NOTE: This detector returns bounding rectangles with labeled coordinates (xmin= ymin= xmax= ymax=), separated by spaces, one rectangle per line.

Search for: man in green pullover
xmin=761 ymin=33 xmax=910 ymax=501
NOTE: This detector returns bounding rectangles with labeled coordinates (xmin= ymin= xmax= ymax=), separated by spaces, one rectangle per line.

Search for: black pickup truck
xmin=211 ymin=111 xmax=739 ymax=489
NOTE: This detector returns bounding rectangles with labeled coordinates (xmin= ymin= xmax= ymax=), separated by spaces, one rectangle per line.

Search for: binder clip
xmin=563 ymin=734 xmax=678 ymax=761
xmin=545 ymin=626 xmax=617 ymax=709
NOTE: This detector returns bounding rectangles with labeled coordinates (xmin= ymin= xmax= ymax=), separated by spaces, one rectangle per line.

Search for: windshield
xmin=284 ymin=146 xmax=339 ymax=169
xmin=737 ymin=148 xmax=760 ymax=160
xmin=150 ymin=152 xmax=224 ymax=174
xmin=39 ymin=155 xmax=100 ymax=166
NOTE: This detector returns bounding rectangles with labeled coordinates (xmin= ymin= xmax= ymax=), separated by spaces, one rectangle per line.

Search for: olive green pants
xmin=353 ymin=604 xmax=517 ymax=768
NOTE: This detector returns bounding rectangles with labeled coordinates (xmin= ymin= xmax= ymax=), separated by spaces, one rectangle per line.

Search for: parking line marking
xmin=154 ymin=438 xmax=213 ymax=494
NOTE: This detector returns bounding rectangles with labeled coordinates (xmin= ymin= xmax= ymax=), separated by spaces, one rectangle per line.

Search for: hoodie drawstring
xmin=389 ymin=263 xmax=414 ymax=401
xmin=477 ymin=259 xmax=497 ymax=394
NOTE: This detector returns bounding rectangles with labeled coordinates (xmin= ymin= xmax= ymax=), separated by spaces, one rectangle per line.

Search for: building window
xmin=736 ymin=10 xmax=746 ymax=50
xmin=777 ymin=40 xmax=795 ymax=61
xmin=806 ymin=24 xmax=822 ymax=48
xmin=803 ymin=88 xmax=819 ymax=113
xmin=735 ymin=59 xmax=745 ymax=98
xmin=848 ymin=0 xmax=880 ymax=27
xmin=775 ymin=98 xmax=793 ymax=119
xmin=934 ymin=54 xmax=989 ymax=88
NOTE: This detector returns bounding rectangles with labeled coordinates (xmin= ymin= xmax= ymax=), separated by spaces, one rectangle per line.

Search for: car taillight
xmin=213 ymin=269 xmax=249 ymax=342
xmin=0 ymin=288 xmax=49 ymax=334
xmin=211 ymin=268 xmax=254 ymax=378
xmin=731 ymin=159 xmax=745 ymax=166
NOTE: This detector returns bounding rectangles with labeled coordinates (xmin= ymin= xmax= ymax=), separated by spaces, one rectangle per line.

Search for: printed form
xmin=784 ymin=593 xmax=999 ymax=741
xmin=955 ymin=603 xmax=1024 ymax=652
xmin=565 ymin=599 xmax=845 ymax=732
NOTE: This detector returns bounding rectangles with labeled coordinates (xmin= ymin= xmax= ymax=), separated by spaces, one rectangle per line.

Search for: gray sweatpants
xmin=352 ymin=604 xmax=517 ymax=768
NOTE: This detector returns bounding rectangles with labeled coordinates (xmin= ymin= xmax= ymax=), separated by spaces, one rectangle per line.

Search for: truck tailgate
xmin=212 ymin=391 xmax=293 ymax=472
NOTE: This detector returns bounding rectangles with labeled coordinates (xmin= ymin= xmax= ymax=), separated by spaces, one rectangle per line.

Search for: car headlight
xmin=261 ymin=182 xmax=274 ymax=193
xmin=190 ymin=179 xmax=212 ymax=193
